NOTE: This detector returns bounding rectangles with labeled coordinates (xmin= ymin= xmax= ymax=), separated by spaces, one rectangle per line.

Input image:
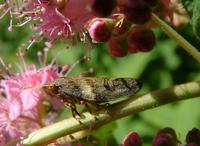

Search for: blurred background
xmin=0 ymin=15 xmax=200 ymax=145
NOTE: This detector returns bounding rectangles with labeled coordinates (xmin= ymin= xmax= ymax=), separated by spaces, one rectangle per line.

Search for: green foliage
xmin=182 ymin=0 xmax=194 ymax=17
xmin=182 ymin=0 xmax=200 ymax=40
xmin=192 ymin=0 xmax=200 ymax=40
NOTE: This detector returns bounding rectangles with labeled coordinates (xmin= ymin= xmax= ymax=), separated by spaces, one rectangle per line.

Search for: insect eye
xmin=43 ymin=85 xmax=59 ymax=96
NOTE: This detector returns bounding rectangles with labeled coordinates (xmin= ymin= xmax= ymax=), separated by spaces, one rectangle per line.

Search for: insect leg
xmin=70 ymin=104 xmax=81 ymax=117
xmin=84 ymin=103 xmax=93 ymax=114
xmin=69 ymin=104 xmax=86 ymax=119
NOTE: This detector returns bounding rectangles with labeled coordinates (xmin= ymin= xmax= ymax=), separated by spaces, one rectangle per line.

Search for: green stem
xmin=21 ymin=81 xmax=200 ymax=146
xmin=54 ymin=130 xmax=90 ymax=145
xmin=151 ymin=13 xmax=200 ymax=64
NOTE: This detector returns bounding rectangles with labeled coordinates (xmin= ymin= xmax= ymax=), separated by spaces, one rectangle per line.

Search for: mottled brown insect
xmin=43 ymin=77 xmax=142 ymax=117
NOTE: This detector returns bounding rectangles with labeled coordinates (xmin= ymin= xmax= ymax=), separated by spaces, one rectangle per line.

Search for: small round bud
xmin=152 ymin=128 xmax=179 ymax=146
xmin=123 ymin=0 xmax=151 ymax=24
xmin=152 ymin=134 xmax=176 ymax=146
xmin=157 ymin=128 xmax=178 ymax=139
xmin=87 ymin=18 xmax=114 ymax=43
xmin=108 ymin=35 xmax=128 ymax=57
xmin=186 ymin=128 xmax=200 ymax=145
xmin=91 ymin=0 xmax=117 ymax=17
xmin=127 ymin=27 xmax=155 ymax=53
xmin=123 ymin=132 xmax=143 ymax=146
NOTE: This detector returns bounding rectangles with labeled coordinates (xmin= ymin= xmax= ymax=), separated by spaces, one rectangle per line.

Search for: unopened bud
xmin=108 ymin=34 xmax=128 ymax=57
xmin=123 ymin=0 xmax=151 ymax=24
xmin=152 ymin=127 xmax=179 ymax=146
xmin=87 ymin=18 xmax=115 ymax=43
xmin=186 ymin=128 xmax=200 ymax=145
xmin=123 ymin=132 xmax=143 ymax=146
xmin=127 ymin=27 xmax=155 ymax=53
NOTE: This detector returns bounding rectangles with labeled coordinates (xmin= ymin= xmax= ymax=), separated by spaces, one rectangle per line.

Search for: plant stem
xmin=151 ymin=13 xmax=200 ymax=64
xmin=21 ymin=81 xmax=200 ymax=146
xmin=54 ymin=130 xmax=90 ymax=145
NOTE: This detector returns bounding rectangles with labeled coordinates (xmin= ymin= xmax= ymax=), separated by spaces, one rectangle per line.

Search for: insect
xmin=43 ymin=77 xmax=142 ymax=117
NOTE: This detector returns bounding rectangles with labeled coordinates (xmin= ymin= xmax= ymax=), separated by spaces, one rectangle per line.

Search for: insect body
xmin=43 ymin=77 xmax=142 ymax=117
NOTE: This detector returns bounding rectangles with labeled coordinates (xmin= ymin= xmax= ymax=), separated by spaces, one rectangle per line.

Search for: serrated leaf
xmin=182 ymin=0 xmax=194 ymax=17
xmin=182 ymin=0 xmax=200 ymax=39
xmin=191 ymin=0 xmax=200 ymax=40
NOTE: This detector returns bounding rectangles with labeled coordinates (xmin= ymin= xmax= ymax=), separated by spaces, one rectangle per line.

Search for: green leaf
xmin=182 ymin=0 xmax=194 ymax=17
xmin=182 ymin=0 xmax=200 ymax=40
xmin=191 ymin=0 xmax=200 ymax=40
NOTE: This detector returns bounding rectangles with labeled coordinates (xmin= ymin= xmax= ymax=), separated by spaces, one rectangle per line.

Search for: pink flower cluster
xmin=0 ymin=51 xmax=68 ymax=145
xmin=25 ymin=0 xmax=95 ymax=42
xmin=1 ymin=64 xmax=57 ymax=119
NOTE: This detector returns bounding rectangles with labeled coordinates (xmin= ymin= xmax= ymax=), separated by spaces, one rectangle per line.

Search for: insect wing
xmin=43 ymin=77 xmax=142 ymax=102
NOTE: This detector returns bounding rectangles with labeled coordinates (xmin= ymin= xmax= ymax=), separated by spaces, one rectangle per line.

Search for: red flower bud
xmin=123 ymin=0 xmax=151 ymax=24
xmin=186 ymin=128 xmax=200 ymax=145
xmin=128 ymin=27 xmax=155 ymax=53
xmin=87 ymin=18 xmax=115 ymax=43
xmin=152 ymin=127 xmax=179 ymax=146
xmin=108 ymin=34 xmax=128 ymax=57
xmin=123 ymin=132 xmax=143 ymax=146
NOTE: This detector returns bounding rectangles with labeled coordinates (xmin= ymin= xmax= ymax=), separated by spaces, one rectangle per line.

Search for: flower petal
xmin=9 ymin=99 xmax=22 ymax=120
xmin=20 ymin=89 xmax=41 ymax=110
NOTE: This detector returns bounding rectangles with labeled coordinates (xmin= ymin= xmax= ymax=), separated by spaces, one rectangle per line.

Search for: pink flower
xmin=37 ymin=8 xmax=73 ymax=41
xmin=25 ymin=0 xmax=94 ymax=42
xmin=0 ymin=128 xmax=6 ymax=146
xmin=0 ymin=50 xmax=70 ymax=145
xmin=60 ymin=0 xmax=93 ymax=31
xmin=0 ymin=49 xmax=69 ymax=120
xmin=1 ymin=64 xmax=59 ymax=119
xmin=0 ymin=97 xmax=40 ymax=145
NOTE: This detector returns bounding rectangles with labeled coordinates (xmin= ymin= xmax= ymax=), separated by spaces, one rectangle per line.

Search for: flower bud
xmin=152 ymin=127 xmax=179 ymax=146
xmin=152 ymin=134 xmax=176 ymax=146
xmin=87 ymin=18 xmax=115 ymax=43
xmin=127 ymin=27 xmax=155 ymax=53
xmin=123 ymin=0 xmax=151 ymax=24
xmin=157 ymin=127 xmax=178 ymax=138
xmin=186 ymin=128 xmax=200 ymax=145
xmin=91 ymin=0 xmax=117 ymax=17
xmin=123 ymin=132 xmax=143 ymax=146
xmin=108 ymin=34 xmax=128 ymax=57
